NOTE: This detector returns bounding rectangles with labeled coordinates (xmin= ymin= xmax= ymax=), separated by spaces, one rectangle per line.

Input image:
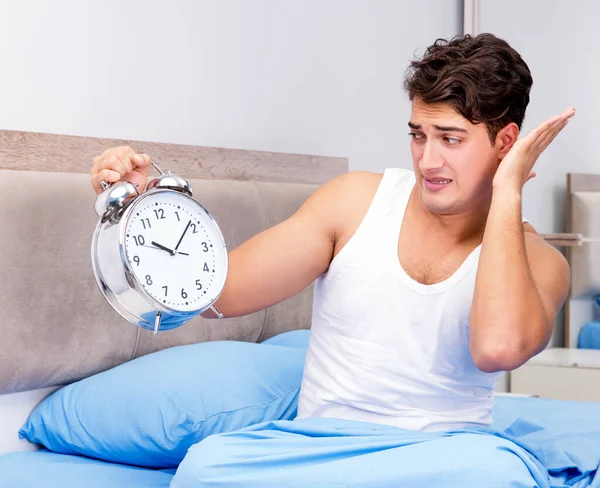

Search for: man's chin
xmin=419 ymin=190 xmax=457 ymax=215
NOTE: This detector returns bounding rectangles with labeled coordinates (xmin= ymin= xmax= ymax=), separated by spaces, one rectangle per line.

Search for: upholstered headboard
xmin=0 ymin=130 xmax=348 ymax=396
xmin=564 ymin=173 xmax=600 ymax=347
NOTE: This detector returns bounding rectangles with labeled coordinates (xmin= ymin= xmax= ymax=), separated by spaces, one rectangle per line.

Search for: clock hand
xmin=150 ymin=241 xmax=175 ymax=256
xmin=146 ymin=242 xmax=189 ymax=256
xmin=174 ymin=220 xmax=192 ymax=251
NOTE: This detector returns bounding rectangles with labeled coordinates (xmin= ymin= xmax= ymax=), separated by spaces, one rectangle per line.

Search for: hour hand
xmin=149 ymin=241 xmax=189 ymax=256
xmin=151 ymin=241 xmax=176 ymax=256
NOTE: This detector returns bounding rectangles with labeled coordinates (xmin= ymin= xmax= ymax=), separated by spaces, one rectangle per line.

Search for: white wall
xmin=0 ymin=0 xmax=461 ymax=173
xmin=479 ymin=0 xmax=600 ymax=348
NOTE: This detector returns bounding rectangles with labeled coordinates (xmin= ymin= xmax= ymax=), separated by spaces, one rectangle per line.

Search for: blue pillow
xmin=262 ymin=329 xmax=310 ymax=349
xmin=19 ymin=340 xmax=307 ymax=469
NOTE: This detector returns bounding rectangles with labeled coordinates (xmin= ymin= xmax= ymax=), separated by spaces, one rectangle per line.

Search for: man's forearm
xmin=470 ymin=187 xmax=549 ymax=372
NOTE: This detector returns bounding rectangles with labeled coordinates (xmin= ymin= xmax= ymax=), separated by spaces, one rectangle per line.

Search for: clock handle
xmin=150 ymin=161 xmax=165 ymax=175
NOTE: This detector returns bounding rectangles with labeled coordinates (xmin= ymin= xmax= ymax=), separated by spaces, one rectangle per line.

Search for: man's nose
xmin=419 ymin=141 xmax=444 ymax=171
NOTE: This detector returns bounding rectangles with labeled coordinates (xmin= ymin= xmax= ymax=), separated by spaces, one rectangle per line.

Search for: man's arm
xmin=470 ymin=188 xmax=570 ymax=373
xmin=470 ymin=107 xmax=575 ymax=373
xmin=88 ymin=146 xmax=364 ymax=321
xmin=202 ymin=172 xmax=361 ymax=318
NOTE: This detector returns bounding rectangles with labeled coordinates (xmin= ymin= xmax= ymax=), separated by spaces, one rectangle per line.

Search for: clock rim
xmin=118 ymin=188 xmax=229 ymax=316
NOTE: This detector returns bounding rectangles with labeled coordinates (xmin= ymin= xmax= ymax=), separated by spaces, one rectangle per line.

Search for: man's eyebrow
xmin=434 ymin=125 xmax=467 ymax=133
xmin=408 ymin=122 xmax=467 ymax=133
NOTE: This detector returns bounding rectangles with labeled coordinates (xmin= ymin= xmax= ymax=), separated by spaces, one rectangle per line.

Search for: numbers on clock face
xmin=123 ymin=192 xmax=225 ymax=312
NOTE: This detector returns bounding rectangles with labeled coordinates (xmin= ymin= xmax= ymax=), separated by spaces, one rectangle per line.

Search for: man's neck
xmin=409 ymin=186 xmax=491 ymax=245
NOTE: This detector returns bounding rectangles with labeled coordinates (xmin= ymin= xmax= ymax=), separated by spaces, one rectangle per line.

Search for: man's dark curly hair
xmin=404 ymin=33 xmax=533 ymax=144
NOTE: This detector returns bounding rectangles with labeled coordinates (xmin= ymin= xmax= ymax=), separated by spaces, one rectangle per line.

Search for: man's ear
xmin=495 ymin=123 xmax=520 ymax=159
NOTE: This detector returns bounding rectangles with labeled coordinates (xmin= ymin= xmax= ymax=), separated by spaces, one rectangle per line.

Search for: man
xmin=91 ymin=33 xmax=573 ymax=483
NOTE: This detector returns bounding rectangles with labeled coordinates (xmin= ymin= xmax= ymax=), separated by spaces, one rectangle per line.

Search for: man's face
xmin=408 ymin=98 xmax=502 ymax=215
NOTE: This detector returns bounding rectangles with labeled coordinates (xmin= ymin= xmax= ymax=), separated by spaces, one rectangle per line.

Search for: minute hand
xmin=174 ymin=220 xmax=192 ymax=251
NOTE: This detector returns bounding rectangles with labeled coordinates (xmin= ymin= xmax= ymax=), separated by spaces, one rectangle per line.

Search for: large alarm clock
xmin=91 ymin=162 xmax=227 ymax=334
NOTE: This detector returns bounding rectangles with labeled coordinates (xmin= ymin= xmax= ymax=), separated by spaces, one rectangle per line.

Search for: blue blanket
xmin=1 ymin=397 xmax=598 ymax=487
xmin=172 ymin=396 xmax=600 ymax=488
xmin=0 ymin=450 xmax=175 ymax=488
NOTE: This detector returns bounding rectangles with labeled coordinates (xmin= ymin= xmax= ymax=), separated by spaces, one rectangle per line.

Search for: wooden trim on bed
xmin=0 ymin=129 xmax=348 ymax=185
xmin=568 ymin=173 xmax=600 ymax=193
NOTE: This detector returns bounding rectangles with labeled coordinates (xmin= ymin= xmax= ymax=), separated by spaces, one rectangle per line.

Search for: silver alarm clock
xmin=91 ymin=162 xmax=227 ymax=334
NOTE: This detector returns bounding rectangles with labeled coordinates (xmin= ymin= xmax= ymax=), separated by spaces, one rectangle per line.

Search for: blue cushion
xmin=262 ymin=329 xmax=310 ymax=349
xmin=19 ymin=340 xmax=307 ymax=469
xmin=578 ymin=322 xmax=600 ymax=349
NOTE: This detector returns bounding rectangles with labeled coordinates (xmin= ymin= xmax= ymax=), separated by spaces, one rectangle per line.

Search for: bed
xmin=0 ymin=131 xmax=598 ymax=487
xmin=563 ymin=173 xmax=600 ymax=349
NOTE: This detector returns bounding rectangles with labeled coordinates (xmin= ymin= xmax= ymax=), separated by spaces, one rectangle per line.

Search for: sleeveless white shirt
xmin=297 ymin=168 xmax=510 ymax=432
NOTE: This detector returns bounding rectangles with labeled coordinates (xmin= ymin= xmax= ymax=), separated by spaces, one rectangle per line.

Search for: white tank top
xmin=297 ymin=168 xmax=508 ymax=432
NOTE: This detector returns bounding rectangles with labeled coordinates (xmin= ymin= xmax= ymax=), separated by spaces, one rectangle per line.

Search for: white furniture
xmin=510 ymin=347 xmax=600 ymax=402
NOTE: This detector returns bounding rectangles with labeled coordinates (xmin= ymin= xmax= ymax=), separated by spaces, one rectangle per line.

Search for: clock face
xmin=122 ymin=190 xmax=227 ymax=313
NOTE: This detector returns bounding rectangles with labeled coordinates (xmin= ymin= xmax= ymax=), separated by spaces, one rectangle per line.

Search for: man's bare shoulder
xmin=321 ymin=170 xmax=384 ymax=200
xmin=316 ymin=170 xmax=383 ymax=218
xmin=317 ymin=170 xmax=386 ymax=249
xmin=295 ymin=170 xmax=383 ymax=225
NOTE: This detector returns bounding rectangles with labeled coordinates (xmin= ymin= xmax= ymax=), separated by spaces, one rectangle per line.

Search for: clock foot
xmin=154 ymin=311 xmax=162 ymax=335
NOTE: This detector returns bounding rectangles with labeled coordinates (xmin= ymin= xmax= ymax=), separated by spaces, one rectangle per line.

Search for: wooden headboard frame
xmin=0 ymin=129 xmax=347 ymax=185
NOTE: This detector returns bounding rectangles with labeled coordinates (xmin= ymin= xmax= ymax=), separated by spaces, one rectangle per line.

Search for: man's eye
xmin=408 ymin=132 xmax=424 ymax=140
xmin=444 ymin=137 xmax=461 ymax=145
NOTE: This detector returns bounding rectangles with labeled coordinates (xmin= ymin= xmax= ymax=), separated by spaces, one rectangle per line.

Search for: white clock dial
xmin=122 ymin=191 xmax=227 ymax=312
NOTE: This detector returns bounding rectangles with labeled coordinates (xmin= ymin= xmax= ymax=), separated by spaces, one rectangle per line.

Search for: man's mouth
xmin=424 ymin=177 xmax=453 ymax=185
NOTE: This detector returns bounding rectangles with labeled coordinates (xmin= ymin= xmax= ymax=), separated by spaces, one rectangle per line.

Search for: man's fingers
xmin=103 ymin=156 xmax=130 ymax=176
xmin=534 ymin=113 xmax=570 ymax=150
xmin=528 ymin=107 xmax=575 ymax=143
xmin=522 ymin=118 xmax=558 ymax=149
xmin=91 ymin=169 xmax=121 ymax=195
xmin=560 ymin=107 xmax=576 ymax=120
xmin=537 ymin=119 xmax=569 ymax=152
xmin=523 ymin=171 xmax=537 ymax=186
xmin=90 ymin=146 xmax=154 ymax=195
xmin=526 ymin=111 xmax=574 ymax=154
xmin=529 ymin=115 xmax=563 ymax=142
xmin=133 ymin=153 xmax=152 ymax=168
